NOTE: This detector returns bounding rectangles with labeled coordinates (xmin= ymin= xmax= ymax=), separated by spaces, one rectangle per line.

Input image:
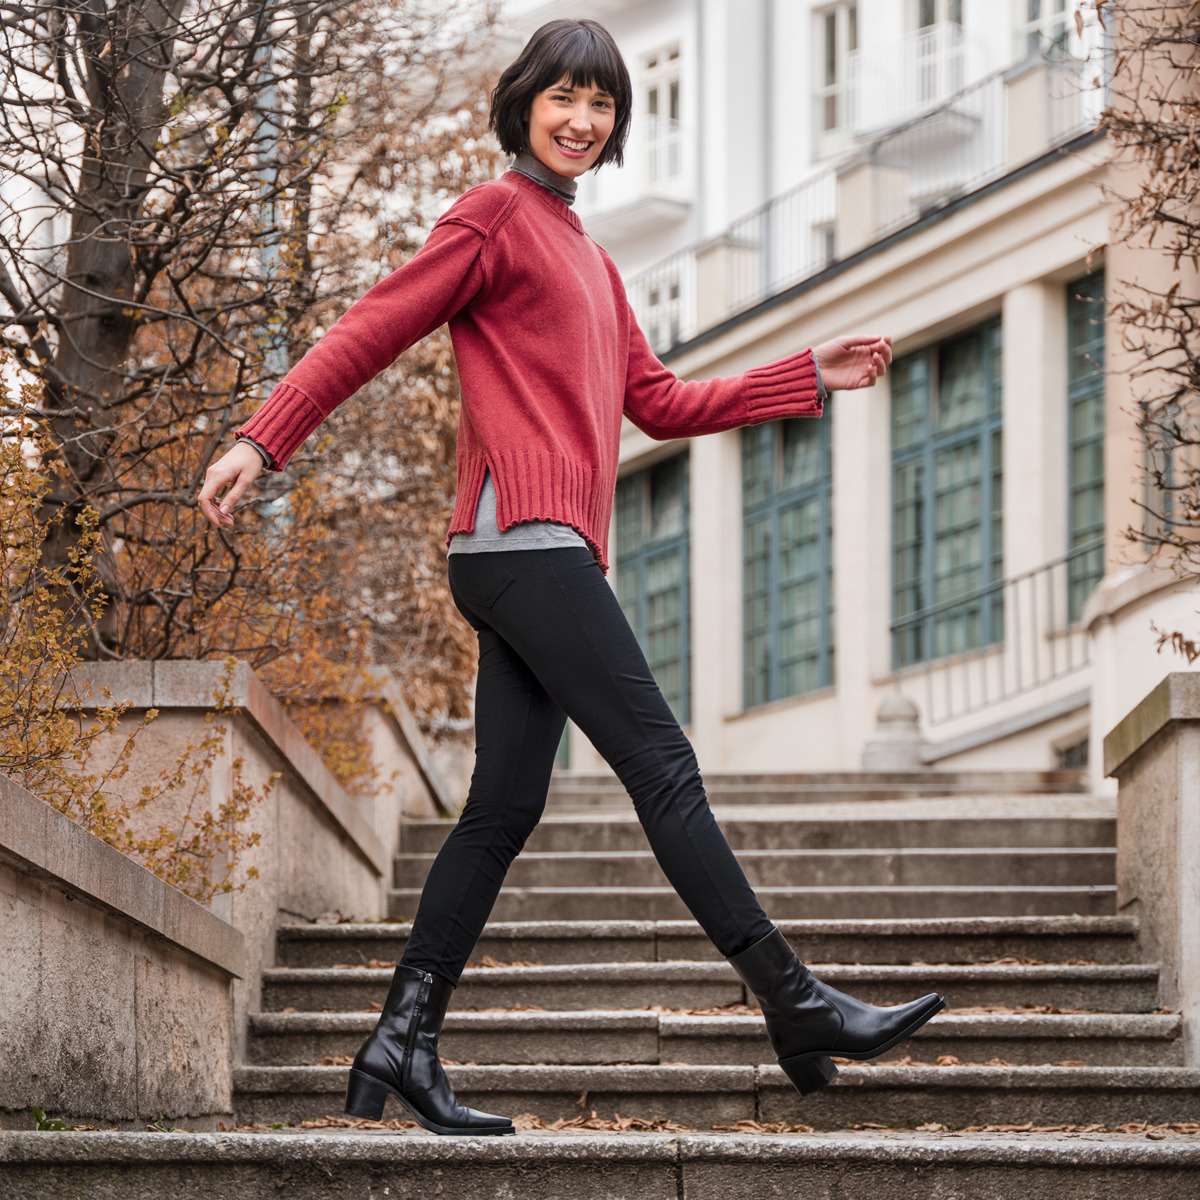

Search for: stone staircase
xmin=232 ymin=774 xmax=1200 ymax=1162
xmin=6 ymin=772 xmax=1199 ymax=1198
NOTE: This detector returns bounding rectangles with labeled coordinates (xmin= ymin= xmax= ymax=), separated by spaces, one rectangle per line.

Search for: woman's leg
xmin=437 ymin=546 xmax=774 ymax=959
xmin=400 ymin=558 xmax=568 ymax=983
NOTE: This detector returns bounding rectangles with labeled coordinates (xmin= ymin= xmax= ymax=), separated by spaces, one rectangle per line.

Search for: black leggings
xmin=399 ymin=546 xmax=775 ymax=983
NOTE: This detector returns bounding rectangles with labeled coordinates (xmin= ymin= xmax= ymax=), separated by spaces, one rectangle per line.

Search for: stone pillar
xmin=691 ymin=429 xmax=743 ymax=772
xmin=1001 ymin=282 xmax=1068 ymax=579
xmin=1104 ymin=673 xmax=1200 ymax=1065
xmin=862 ymin=694 xmax=928 ymax=770
xmin=835 ymin=154 xmax=910 ymax=258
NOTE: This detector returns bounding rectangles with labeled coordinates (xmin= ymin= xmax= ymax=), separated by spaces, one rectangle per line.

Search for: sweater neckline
xmin=503 ymin=169 xmax=585 ymax=235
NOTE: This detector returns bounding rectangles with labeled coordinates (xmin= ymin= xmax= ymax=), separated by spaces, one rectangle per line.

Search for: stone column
xmin=691 ymin=429 xmax=743 ymax=772
xmin=1104 ymin=673 xmax=1200 ymax=1065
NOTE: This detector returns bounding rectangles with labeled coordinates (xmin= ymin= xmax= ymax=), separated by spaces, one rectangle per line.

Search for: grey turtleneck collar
xmin=511 ymin=151 xmax=578 ymax=207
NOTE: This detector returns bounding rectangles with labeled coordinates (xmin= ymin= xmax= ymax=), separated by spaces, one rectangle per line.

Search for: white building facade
xmin=504 ymin=0 xmax=1192 ymax=790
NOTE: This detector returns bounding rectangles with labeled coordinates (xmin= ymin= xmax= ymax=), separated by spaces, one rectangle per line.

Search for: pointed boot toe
xmin=727 ymin=927 xmax=947 ymax=1092
xmin=345 ymin=965 xmax=514 ymax=1136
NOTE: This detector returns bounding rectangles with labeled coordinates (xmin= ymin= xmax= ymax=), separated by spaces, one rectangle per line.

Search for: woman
xmin=199 ymin=19 xmax=945 ymax=1137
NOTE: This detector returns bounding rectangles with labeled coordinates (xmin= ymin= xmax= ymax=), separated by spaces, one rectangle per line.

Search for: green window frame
xmin=615 ymin=454 xmax=691 ymax=725
xmin=1067 ymin=269 xmax=1105 ymax=620
xmin=742 ymin=411 xmax=835 ymax=708
xmin=892 ymin=319 xmax=1003 ymax=668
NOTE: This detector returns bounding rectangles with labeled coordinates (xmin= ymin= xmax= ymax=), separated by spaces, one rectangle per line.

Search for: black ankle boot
xmin=728 ymin=927 xmax=946 ymax=1095
xmin=345 ymin=964 xmax=513 ymax=1135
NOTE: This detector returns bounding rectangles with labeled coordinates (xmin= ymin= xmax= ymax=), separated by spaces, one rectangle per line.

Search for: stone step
xmin=246 ymin=1009 xmax=1184 ymax=1068
xmin=394 ymin=847 xmax=1115 ymax=891
xmin=233 ymin=1063 xmax=1200 ymax=1129
xmin=5 ymin=1131 xmax=1199 ymax=1200
xmin=545 ymin=770 xmax=1090 ymax=807
xmin=388 ymin=884 xmax=1118 ymax=922
xmin=259 ymin=961 xmax=1160 ymax=1014
xmin=401 ymin=813 xmax=1116 ymax=854
xmin=277 ymin=915 xmax=1141 ymax=969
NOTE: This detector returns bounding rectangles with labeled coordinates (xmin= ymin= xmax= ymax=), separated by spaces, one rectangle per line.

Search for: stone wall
xmin=0 ymin=774 xmax=244 ymax=1129
xmin=3 ymin=660 xmax=455 ymax=1122
xmin=1105 ymin=673 xmax=1200 ymax=1065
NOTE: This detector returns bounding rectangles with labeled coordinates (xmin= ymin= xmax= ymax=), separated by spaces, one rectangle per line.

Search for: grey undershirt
xmin=447 ymin=152 xmax=587 ymax=557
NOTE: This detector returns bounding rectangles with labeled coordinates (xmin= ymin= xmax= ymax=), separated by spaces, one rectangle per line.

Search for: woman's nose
xmin=568 ymin=104 xmax=592 ymax=132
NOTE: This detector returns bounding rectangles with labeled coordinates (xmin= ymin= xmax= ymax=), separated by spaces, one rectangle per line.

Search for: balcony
xmin=580 ymin=113 xmax=690 ymax=245
xmin=632 ymin=55 xmax=1102 ymax=354
xmin=814 ymin=23 xmax=985 ymax=159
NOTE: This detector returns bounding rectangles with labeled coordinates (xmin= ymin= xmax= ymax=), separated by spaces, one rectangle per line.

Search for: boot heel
xmin=778 ymin=1053 xmax=839 ymax=1095
xmin=345 ymin=1068 xmax=389 ymax=1120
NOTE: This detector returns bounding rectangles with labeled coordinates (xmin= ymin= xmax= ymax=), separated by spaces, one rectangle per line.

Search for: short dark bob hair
xmin=490 ymin=20 xmax=632 ymax=170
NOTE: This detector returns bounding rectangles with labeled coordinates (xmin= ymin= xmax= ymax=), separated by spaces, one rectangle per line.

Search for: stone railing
xmin=1 ymin=659 xmax=458 ymax=1125
xmin=0 ymin=772 xmax=244 ymax=1128
xmin=1105 ymin=674 xmax=1200 ymax=1065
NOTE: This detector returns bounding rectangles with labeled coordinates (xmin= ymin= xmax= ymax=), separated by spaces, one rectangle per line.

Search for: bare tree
xmin=0 ymin=0 xmax=498 ymax=732
xmin=1099 ymin=0 xmax=1200 ymax=571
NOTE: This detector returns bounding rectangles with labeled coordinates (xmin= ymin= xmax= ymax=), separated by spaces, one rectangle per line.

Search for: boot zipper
xmin=401 ymin=972 xmax=432 ymax=1091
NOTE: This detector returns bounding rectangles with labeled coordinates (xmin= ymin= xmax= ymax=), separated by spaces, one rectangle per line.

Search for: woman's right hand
xmin=198 ymin=440 xmax=265 ymax=528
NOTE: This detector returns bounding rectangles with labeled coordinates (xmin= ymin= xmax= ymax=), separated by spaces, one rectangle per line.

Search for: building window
xmin=813 ymin=3 xmax=858 ymax=155
xmin=917 ymin=0 xmax=962 ymax=26
xmin=1067 ymin=269 xmax=1105 ymax=621
xmin=643 ymin=46 xmax=681 ymax=185
xmin=743 ymin=412 xmax=835 ymax=708
xmin=616 ymin=454 xmax=691 ymax=725
xmin=892 ymin=320 xmax=1003 ymax=667
xmin=1018 ymin=0 xmax=1070 ymax=58
xmin=645 ymin=272 xmax=682 ymax=353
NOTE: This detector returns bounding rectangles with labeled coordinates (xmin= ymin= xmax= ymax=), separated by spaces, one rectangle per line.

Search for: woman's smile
xmin=526 ymin=79 xmax=615 ymax=176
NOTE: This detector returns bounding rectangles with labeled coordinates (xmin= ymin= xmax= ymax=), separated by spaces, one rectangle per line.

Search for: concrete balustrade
xmin=1 ymin=659 xmax=454 ymax=1126
xmin=0 ymin=773 xmax=243 ymax=1128
xmin=1105 ymin=673 xmax=1200 ymax=1065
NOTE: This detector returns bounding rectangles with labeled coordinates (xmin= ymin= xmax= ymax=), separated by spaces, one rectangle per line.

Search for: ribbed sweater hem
xmin=446 ymin=448 xmax=612 ymax=573
xmin=743 ymin=349 xmax=824 ymax=422
xmin=235 ymin=382 xmax=325 ymax=471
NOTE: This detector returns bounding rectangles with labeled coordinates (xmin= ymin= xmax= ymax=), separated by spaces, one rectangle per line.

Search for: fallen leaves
xmin=511 ymin=1111 xmax=694 ymax=1133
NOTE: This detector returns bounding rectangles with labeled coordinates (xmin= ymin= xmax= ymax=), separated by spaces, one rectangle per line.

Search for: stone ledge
xmin=369 ymin=671 xmax=455 ymax=817
xmin=3 ymin=1129 xmax=1199 ymax=1164
xmin=1104 ymin=673 xmax=1200 ymax=778
xmin=68 ymin=661 xmax=388 ymax=877
xmin=0 ymin=773 xmax=245 ymax=979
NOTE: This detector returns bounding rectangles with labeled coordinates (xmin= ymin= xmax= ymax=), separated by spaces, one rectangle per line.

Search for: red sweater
xmin=236 ymin=170 xmax=823 ymax=573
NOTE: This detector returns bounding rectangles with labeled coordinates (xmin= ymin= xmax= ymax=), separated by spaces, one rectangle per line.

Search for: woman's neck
xmin=511 ymin=151 xmax=578 ymax=207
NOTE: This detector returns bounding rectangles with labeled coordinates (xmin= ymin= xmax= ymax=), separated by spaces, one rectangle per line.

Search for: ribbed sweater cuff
xmin=743 ymin=348 xmax=824 ymax=423
xmin=234 ymin=382 xmax=325 ymax=472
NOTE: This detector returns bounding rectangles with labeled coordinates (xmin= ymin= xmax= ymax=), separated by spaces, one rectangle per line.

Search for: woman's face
xmin=525 ymin=78 xmax=616 ymax=177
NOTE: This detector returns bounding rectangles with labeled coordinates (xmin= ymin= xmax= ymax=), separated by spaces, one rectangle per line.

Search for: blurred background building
xmin=501 ymin=0 xmax=1179 ymax=792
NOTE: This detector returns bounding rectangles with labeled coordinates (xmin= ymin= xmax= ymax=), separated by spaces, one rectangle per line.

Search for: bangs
xmin=530 ymin=26 xmax=629 ymax=105
xmin=490 ymin=19 xmax=633 ymax=169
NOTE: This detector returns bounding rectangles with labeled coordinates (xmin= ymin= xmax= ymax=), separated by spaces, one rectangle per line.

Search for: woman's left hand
xmin=813 ymin=335 xmax=893 ymax=391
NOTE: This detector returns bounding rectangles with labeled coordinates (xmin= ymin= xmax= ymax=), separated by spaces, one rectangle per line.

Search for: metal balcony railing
xmin=628 ymin=54 xmax=1100 ymax=354
xmin=890 ymin=538 xmax=1104 ymax=726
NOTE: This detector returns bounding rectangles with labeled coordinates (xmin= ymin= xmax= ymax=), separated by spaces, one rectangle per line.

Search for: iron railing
xmin=628 ymin=55 xmax=1099 ymax=354
xmin=890 ymin=538 xmax=1104 ymax=726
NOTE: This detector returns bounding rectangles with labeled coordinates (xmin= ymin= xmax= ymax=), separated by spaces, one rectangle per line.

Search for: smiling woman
xmin=488 ymin=18 xmax=633 ymax=171
xmin=199 ymin=14 xmax=926 ymax=1143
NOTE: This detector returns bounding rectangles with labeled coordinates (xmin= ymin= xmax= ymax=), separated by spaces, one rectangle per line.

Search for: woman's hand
xmin=813 ymin=334 xmax=893 ymax=391
xmin=197 ymin=440 xmax=265 ymax=528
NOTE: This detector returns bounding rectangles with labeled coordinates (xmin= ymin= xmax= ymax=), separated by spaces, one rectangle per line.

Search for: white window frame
xmin=812 ymin=3 xmax=858 ymax=158
xmin=1016 ymin=0 xmax=1072 ymax=58
xmin=642 ymin=45 xmax=682 ymax=187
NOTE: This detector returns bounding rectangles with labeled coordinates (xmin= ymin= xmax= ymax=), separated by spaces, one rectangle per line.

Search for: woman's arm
xmin=621 ymin=301 xmax=823 ymax=440
xmin=235 ymin=218 xmax=489 ymax=471
xmin=622 ymin=300 xmax=891 ymax=440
